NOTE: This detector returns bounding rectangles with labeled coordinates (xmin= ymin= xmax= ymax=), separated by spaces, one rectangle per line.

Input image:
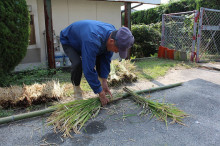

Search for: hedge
xmin=0 ymin=0 xmax=29 ymax=86
xmin=131 ymin=0 xmax=220 ymax=25
xmin=131 ymin=25 xmax=161 ymax=58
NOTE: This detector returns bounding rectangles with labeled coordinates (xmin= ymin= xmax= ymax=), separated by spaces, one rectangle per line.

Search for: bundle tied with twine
xmin=123 ymin=87 xmax=189 ymax=126
xmin=0 ymin=81 xmax=64 ymax=108
xmin=108 ymin=59 xmax=137 ymax=86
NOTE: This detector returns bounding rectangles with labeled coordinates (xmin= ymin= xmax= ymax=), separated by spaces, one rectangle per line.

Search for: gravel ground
xmin=0 ymin=63 xmax=220 ymax=146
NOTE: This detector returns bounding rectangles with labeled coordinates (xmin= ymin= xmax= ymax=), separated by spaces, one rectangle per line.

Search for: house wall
xmin=21 ymin=0 xmax=41 ymax=64
xmin=17 ymin=0 xmax=122 ymax=70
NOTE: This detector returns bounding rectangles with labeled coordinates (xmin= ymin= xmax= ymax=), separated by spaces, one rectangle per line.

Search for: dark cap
xmin=116 ymin=27 xmax=134 ymax=59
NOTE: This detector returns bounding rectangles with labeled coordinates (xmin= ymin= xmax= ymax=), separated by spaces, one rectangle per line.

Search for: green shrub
xmin=148 ymin=22 xmax=162 ymax=34
xmin=131 ymin=0 xmax=220 ymax=25
xmin=131 ymin=25 xmax=161 ymax=58
xmin=0 ymin=0 xmax=29 ymax=86
xmin=197 ymin=0 xmax=220 ymax=10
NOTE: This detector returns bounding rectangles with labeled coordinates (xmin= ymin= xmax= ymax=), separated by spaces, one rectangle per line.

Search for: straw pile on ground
xmin=0 ymin=81 xmax=64 ymax=108
xmin=108 ymin=59 xmax=137 ymax=87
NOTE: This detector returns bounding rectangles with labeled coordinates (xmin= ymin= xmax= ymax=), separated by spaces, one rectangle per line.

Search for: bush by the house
xmin=131 ymin=25 xmax=161 ymax=58
xmin=0 ymin=0 xmax=29 ymax=86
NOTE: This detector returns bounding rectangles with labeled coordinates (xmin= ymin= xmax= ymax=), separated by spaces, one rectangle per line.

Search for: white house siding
xmin=15 ymin=0 xmax=122 ymax=71
xmin=51 ymin=0 xmax=122 ymax=60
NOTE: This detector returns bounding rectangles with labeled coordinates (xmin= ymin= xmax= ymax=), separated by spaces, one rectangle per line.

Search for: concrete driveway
xmin=0 ymin=64 xmax=220 ymax=146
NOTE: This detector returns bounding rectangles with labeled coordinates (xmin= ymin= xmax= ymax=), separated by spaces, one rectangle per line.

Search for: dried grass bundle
xmin=47 ymin=97 xmax=101 ymax=137
xmin=118 ymin=60 xmax=137 ymax=83
xmin=23 ymin=83 xmax=45 ymax=102
xmin=123 ymin=59 xmax=136 ymax=71
xmin=42 ymin=81 xmax=63 ymax=99
xmin=0 ymin=86 xmax=23 ymax=107
xmin=108 ymin=59 xmax=137 ymax=86
xmin=0 ymin=81 xmax=64 ymax=108
xmin=108 ymin=61 xmax=121 ymax=86
xmin=123 ymin=87 xmax=189 ymax=126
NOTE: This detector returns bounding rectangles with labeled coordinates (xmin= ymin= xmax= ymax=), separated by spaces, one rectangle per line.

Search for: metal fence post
xmin=196 ymin=7 xmax=204 ymax=63
xmin=161 ymin=14 xmax=165 ymax=46
xmin=191 ymin=10 xmax=199 ymax=62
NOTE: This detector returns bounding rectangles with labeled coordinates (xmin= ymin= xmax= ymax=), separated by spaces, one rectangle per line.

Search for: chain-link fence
xmin=161 ymin=11 xmax=198 ymax=59
xmin=197 ymin=7 xmax=220 ymax=62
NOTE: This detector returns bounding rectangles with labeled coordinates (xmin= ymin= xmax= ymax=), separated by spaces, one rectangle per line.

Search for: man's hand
xmin=101 ymin=78 xmax=113 ymax=100
xmin=99 ymin=90 xmax=109 ymax=106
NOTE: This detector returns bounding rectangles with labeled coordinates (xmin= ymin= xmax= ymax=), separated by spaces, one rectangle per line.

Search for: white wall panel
xmin=97 ymin=2 xmax=122 ymax=29
xmin=68 ymin=0 xmax=97 ymax=23
xmin=52 ymin=0 xmax=69 ymax=36
xmin=36 ymin=0 xmax=47 ymax=62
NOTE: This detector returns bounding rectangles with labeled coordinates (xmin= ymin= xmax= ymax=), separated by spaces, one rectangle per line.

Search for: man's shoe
xmin=74 ymin=86 xmax=83 ymax=99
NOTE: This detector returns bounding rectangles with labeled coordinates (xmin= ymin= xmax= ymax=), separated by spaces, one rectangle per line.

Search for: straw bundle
xmin=22 ymin=83 xmax=45 ymax=105
xmin=47 ymin=97 xmax=101 ymax=137
xmin=108 ymin=61 xmax=121 ymax=86
xmin=0 ymin=86 xmax=23 ymax=108
xmin=118 ymin=60 xmax=137 ymax=83
xmin=123 ymin=87 xmax=189 ymax=126
xmin=108 ymin=59 xmax=137 ymax=86
xmin=42 ymin=81 xmax=63 ymax=99
xmin=0 ymin=81 xmax=64 ymax=108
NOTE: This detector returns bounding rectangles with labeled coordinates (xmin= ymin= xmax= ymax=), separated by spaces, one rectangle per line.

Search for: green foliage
xmin=1 ymin=68 xmax=63 ymax=87
xmin=131 ymin=0 xmax=219 ymax=25
xmin=197 ymin=0 xmax=220 ymax=10
xmin=147 ymin=22 xmax=162 ymax=34
xmin=131 ymin=25 xmax=161 ymax=58
xmin=0 ymin=0 xmax=30 ymax=84
xmin=0 ymin=108 xmax=14 ymax=118
xmin=145 ymin=8 xmax=159 ymax=24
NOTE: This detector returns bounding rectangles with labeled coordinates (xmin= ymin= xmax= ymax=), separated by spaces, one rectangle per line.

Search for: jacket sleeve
xmin=81 ymin=41 xmax=102 ymax=94
xmin=99 ymin=51 xmax=113 ymax=79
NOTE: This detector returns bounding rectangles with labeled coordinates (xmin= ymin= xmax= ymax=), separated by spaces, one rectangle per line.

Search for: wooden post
xmin=124 ymin=2 xmax=131 ymax=59
xmin=44 ymin=0 xmax=55 ymax=69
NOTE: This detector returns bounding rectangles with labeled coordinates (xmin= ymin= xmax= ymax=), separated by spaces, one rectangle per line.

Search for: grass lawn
xmin=135 ymin=58 xmax=195 ymax=80
xmin=0 ymin=58 xmax=195 ymax=118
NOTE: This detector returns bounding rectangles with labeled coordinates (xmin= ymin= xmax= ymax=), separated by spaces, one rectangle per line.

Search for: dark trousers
xmin=62 ymin=44 xmax=101 ymax=86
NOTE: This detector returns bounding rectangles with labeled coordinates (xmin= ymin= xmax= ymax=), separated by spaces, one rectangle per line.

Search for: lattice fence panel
xmin=161 ymin=11 xmax=197 ymax=54
xmin=197 ymin=8 xmax=220 ymax=62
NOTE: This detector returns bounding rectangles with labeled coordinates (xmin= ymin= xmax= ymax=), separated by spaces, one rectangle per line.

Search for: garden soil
xmin=0 ymin=62 xmax=220 ymax=146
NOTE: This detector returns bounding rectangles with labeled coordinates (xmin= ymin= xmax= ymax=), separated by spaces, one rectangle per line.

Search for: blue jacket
xmin=60 ymin=20 xmax=116 ymax=94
